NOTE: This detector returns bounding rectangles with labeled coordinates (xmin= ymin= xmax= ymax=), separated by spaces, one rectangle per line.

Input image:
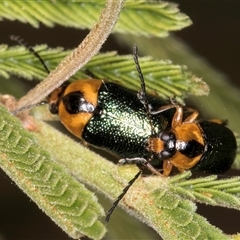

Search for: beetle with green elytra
xmin=12 ymin=39 xmax=237 ymax=222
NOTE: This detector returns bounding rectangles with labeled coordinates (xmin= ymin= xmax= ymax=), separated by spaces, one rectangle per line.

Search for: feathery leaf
xmin=0 ymin=45 xmax=209 ymax=101
xmin=171 ymin=174 xmax=240 ymax=210
xmin=0 ymin=1 xmax=192 ymax=37
xmin=0 ymin=104 xmax=106 ymax=239
xmin=30 ymin=117 xmax=238 ymax=240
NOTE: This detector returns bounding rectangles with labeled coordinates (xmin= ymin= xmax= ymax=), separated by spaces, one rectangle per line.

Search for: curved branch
xmin=15 ymin=0 xmax=125 ymax=110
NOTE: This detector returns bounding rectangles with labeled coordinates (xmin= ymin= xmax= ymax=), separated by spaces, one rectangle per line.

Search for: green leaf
xmin=170 ymin=174 xmax=240 ymax=211
xmin=0 ymin=104 xmax=106 ymax=239
xmin=0 ymin=1 xmax=239 ymax=239
xmin=1 ymin=92 xmax=238 ymax=239
xmin=17 ymin=111 xmax=236 ymax=240
xmin=154 ymin=199 xmax=226 ymax=240
xmin=0 ymin=45 xmax=209 ymax=101
xmin=0 ymin=0 xmax=192 ymax=37
xmin=0 ymin=44 xmax=71 ymax=80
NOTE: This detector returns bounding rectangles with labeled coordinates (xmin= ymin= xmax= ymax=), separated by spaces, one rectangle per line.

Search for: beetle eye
xmin=160 ymin=132 xmax=169 ymax=141
xmin=160 ymin=131 xmax=174 ymax=141
xmin=159 ymin=150 xmax=172 ymax=159
xmin=49 ymin=103 xmax=58 ymax=114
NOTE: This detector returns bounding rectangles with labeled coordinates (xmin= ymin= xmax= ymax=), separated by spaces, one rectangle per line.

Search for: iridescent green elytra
xmin=82 ymin=82 xmax=175 ymax=166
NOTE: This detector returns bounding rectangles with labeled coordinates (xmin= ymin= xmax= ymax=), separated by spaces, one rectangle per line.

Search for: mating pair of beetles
xmin=15 ymin=44 xmax=237 ymax=222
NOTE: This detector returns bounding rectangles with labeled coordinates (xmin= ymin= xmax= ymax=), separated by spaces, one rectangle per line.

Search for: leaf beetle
xmin=12 ymin=39 xmax=237 ymax=222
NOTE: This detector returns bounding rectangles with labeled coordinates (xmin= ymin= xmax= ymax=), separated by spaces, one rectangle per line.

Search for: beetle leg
xmin=149 ymin=103 xmax=184 ymax=128
xmin=171 ymin=105 xmax=183 ymax=128
xmin=118 ymin=157 xmax=148 ymax=165
xmin=208 ymin=119 xmax=228 ymax=125
xmin=118 ymin=158 xmax=163 ymax=176
xmin=163 ymin=160 xmax=173 ymax=176
xmin=144 ymin=162 xmax=163 ymax=176
xmin=171 ymin=106 xmax=199 ymax=127
xmin=149 ymin=104 xmax=177 ymax=115
xmin=183 ymin=107 xmax=199 ymax=123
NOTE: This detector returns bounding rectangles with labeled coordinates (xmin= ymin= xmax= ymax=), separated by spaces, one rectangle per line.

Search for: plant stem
xmin=15 ymin=0 xmax=125 ymax=111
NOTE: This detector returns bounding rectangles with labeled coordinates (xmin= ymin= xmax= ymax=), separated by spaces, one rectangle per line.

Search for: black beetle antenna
xmin=10 ymin=35 xmax=50 ymax=74
xmin=105 ymin=170 xmax=142 ymax=223
xmin=133 ymin=44 xmax=156 ymax=136
xmin=12 ymin=101 xmax=48 ymax=115
xmin=10 ymin=35 xmax=50 ymax=114
xmin=105 ymin=46 xmax=161 ymax=223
